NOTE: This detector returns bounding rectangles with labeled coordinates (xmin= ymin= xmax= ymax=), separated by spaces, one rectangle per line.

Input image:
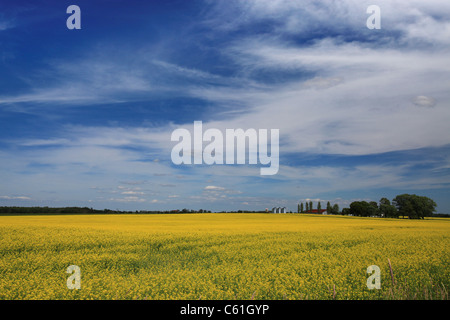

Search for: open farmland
xmin=0 ymin=213 xmax=448 ymax=300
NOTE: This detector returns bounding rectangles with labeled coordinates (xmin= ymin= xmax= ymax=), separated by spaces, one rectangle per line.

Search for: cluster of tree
xmin=298 ymin=201 xmax=313 ymax=213
xmin=326 ymin=202 xmax=340 ymax=215
xmin=297 ymin=194 xmax=439 ymax=219
xmin=0 ymin=206 xmax=105 ymax=214
xmin=177 ymin=209 xmax=212 ymax=213
xmin=297 ymin=201 xmax=339 ymax=214
xmin=393 ymin=194 xmax=437 ymax=219
xmin=0 ymin=207 xmax=212 ymax=215
xmin=342 ymin=194 xmax=437 ymax=219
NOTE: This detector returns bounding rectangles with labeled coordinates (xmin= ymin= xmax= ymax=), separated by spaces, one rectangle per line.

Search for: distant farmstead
xmin=308 ymin=209 xmax=327 ymax=214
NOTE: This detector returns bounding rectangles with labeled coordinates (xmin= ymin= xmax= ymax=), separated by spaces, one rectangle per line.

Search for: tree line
xmin=0 ymin=194 xmax=441 ymax=219
xmin=297 ymin=201 xmax=339 ymax=214
xmin=298 ymin=194 xmax=438 ymax=219
xmin=0 ymin=206 xmax=212 ymax=215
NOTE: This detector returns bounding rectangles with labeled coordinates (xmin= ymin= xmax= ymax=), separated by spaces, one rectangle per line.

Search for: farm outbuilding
xmin=272 ymin=207 xmax=287 ymax=213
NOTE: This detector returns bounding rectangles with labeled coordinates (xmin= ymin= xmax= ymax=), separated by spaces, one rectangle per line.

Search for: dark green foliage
xmin=379 ymin=198 xmax=398 ymax=218
xmin=349 ymin=201 xmax=379 ymax=217
xmin=332 ymin=204 xmax=339 ymax=214
xmin=326 ymin=201 xmax=332 ymax=214
xmin=0 ymin=206 xmax=212 ymax=215
xmin=392 ymin=194 xmax=437 ymax=219
xmin=341 ymin=194 xmax=437 ymax=219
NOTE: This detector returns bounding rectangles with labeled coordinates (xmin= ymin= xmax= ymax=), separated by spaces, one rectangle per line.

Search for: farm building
xmin=307 ymin=209 xmax=327 ymax=214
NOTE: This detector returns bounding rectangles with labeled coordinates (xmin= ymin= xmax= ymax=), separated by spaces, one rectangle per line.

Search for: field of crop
xmin=0 ymin=213 xmax=448 ymax=300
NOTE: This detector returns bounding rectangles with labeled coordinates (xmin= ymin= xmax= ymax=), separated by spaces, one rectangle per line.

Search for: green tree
xmin=369 ymin=201 xmax=381 ymax=217
xmin=326 ymin=201 xmax=332 ymax=214
xmin=379 ymin=197 xmax=390 ymax=206
xmin=309 ymin=201 xmax=313 ymax=212
xmin=317 ymin=202 xmax=322 ymax=213
xmin=393 ymin=194 xmax=436 ymax=219
xmin=332 ymin=203 xmax=339 ymax=214
xmin=305 ymin=202 xmax=309 ymax=212
xmin=350 ymin=201 xmax=365 ymax=216
xmin=379 ymin=197 xmax=398 ymax=218
xmin=300 ymin=202 xmax=304 ymax=213
xmin=349 ymin=201 xmax=378 ymax=217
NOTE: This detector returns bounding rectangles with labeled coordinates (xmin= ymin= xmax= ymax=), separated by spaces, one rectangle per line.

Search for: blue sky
xmin=1 ymin=0 xmax=449 ymax=212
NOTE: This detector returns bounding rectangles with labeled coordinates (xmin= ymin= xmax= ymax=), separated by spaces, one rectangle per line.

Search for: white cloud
xmin=204 ymin=186 xmax=226 ymax=191
xmin=0 ymin=195 xmax=31 ymax=200
xmin=205 ymin=0 xmax=450 ymax=47
xmin=18 ymin=138 xmax=71 ymax=147
xmin=412 ymin=96 xmax=437 ymax=108
xmin=189 ymin=37 xmax=450 ymax=156
xmin=121 ymin=191 xmax=145 ymax=195
xmin=110 ymin=196 xmax=146 ymax=203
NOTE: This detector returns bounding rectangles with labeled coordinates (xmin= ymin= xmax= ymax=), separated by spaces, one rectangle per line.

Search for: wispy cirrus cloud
xmin=0 ymin=49 xmax=255 ymax=108
xmin=0 ymin=20 xmax=14 ymax=31
xmin=203 ymin=0 xmax=450 ymax=46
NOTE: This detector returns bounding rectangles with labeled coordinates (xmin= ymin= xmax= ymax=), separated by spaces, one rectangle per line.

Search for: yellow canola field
xmin=0 ymin=213 xmax=448 ymax=300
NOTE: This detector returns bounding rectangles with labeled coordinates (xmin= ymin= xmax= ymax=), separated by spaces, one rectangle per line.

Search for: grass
xmin=0 ymin=213 xmax=448 ymax=300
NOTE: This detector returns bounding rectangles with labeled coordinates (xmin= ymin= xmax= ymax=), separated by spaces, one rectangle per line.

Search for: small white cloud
xmin=204 ymin=185 xmax=226 ymax=191
xmin=121 ymin=191 xmax=145 ymax=195
xmin=301 ymin=198 xmax=323 ymax=203
xmin=412 ymin=95 xmax=436 ymax=108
